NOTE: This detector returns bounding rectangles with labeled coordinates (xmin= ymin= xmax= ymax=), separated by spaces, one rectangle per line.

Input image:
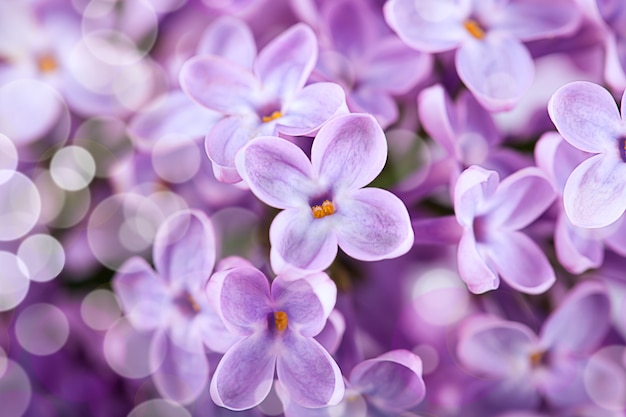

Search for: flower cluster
xmin=3 ymin=0 xmax=626 ymax=416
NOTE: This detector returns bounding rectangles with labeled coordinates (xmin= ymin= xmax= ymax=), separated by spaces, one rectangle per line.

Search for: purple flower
xmin=113 ymin=209 xmax=237 ymax=404
xmin=206 ymin=265 xmax=344 ymax=410
xmin=384 ymin=0 xmax=581 ymax=111
xmin=235 ymin=113 xmax=414 ymax=273
xmin=454 ymin=165 xmax=556 ymax=293
xmin=548 ymin=80 xmax=626 ymax=228
xmin=180 ymin=22 xmax=347 ymax=183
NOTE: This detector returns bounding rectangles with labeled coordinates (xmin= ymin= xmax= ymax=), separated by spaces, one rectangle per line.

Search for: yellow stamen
xmin=529 ymin=350 xmax=543 ymax=367
xmin=187 ymin=294 xmax=200 ymax=312
xmin=311 ymin=200 xmax=335 ymax=219
xmin=38 ymin=54 xmax=58 ymax=73
xmin=464 ymin=20 xmax=485 ymax=40
xmin=262 ymin=111 xmax=282 ymax=123
xmin=274 ymin=311 xmax=288 ymax=332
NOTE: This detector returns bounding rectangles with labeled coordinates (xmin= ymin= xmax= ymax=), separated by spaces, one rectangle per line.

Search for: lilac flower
xmin=457 ymin=281 xmax=611 ymax=410
xmin=235 ymin=113 xmax=414 ymax=273
xmin=548 ymin=80 xmax=626 ymax=228
xmin=180 ymin=22 xmax=347 ymax=183
xmin=454 ymin=165 xmax=556 ymax=293
xmin=205 ymin=265 xmax=344 ymax=410
xmin=277 ymin=349 xmax=426 ymax=417
xmin=113 ymin=209 xmax=238 ymax=404
xmin=384 ymin=0 xmax=581 ymax=111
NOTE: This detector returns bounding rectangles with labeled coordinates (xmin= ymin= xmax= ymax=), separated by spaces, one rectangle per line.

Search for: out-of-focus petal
xmin=206 ymin=266 xmax=272 ymax=336
xmin=210 ymin=333 xmax=276 ymax=410
xmin=548 ymin=81 xmax=621 ymax=154
xmin=456 ymin=33 xmax=534 ymax=111
xmin=487 ymin=231 xmax=555 ymax=294
xmin=112 ymin=257 xmax=170 ymax=331
xmin=236 ymin=136 xmax=315 ymax=209
xmin=457 ymin=231 xmax=499 ymax=293
xmin=349 ymin=350 xmax=426 ymax=412
xmin=323 ymin=0 xmax=375 ymax=58
xmin=150 ymin=331 xmax=209 ymax=404
xmin=334 ymin=188 xmax=414 ymax=261
xmin=457 ymin=315 xmax=537 ymax=378
xmin=254 ymin=24 xmax=317 ymax=101
xmin=418 ymin=84 xmax=458 ymax=157
xmin=540 ymin=281 xmax=610 ymax=354
xmin=278 ymin=82 xmax=347 ymax=137
xmin=197 ymin=16 xmax=257 ymax=69
xmin=314 ymin=310 xmax=345 ymax=354
xmin=270 ymin=209 xmax=338 ymax=272
xmin=563 ymin=153 xmax=626 ymax=228
xmin=180 ymin=55 xmax=259 ymax=114
xmin=277 ymin=331 xmax=344 ymax=407
xmin=153 ymin=209 xmax=216 ymax=291
xmin=312 ymin=113 xmax=387 ymax=192
xmin=349 ymin=88 xmax=398 ymax=129
xmin=554 ymin=212 xmax=604 ymax=274
xmin=272 ymin=273 xmax=337 ymax=337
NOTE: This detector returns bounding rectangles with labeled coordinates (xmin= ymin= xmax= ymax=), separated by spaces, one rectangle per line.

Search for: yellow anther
xmin=38 ymin=54 xmax=58 ymax=73
xmin=187 ymin=294 xmax=201 ymax=312
xmin=464 ymin=20 xmax=485 ymax=40
xmin=311 ymin=200 xmax=335 ymax=219
xmin=274 ymin=311 xmax=288 ymax=332
xmin=529 ymin=350 xmax=543 ymax=367
xmin=262 ymin=111 xmax=282 ymax=123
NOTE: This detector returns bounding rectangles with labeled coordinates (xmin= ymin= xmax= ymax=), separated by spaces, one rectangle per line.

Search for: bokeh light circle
xmin=151 ymin=138 xmax=201 ymax=184
xmin=81 ymin=289 xmax=122 ymax=331
xmin=128 ymin=399 xmax=191 ymax=417
xmin=104 ymin=317 xmax=163 ymax=378
xmin=0 ymin=359 xmax=32 ymax=417
xmin=17 ymin=234 xmax=65 ymax=282
xmin=0 ymin=171 xmax=41 ymax=241
xmin=584 ymin=345 xmax=626 ymax=412
xmin=411 ymin=267 xmax=470 ymax=326
xmin=0 ymin=134 xmax=18 ymax=182
xmin=15 ymin=303 xmax=70 ymax=356
xmin=50 ymin=146 xmax=96 ymax=191
xmin=0 ymin=251 xmax=30 ymax=312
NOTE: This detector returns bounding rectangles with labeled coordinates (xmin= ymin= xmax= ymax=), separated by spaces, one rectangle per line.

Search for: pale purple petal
xmin=540 ymin=281 xmax=610 ymax=354
xmin=278 ymin=82 xmax=347 ymax=137
xmin=487 ymin=231 xmax=556 ymax=294
xmin=483 ymin=167 xmax=556 ymax=230
xmin=254 ymin=24 xmax=317 ymax=101
xmin=418 ymin=84 xmax=458 ymax=157
xmin=150 ymin=331 xmax=209 ymax=404
xmin=112 ymin=257 xmax=170 ymax=331
xmin=180 ymin=55 xmax=259 ymax=114
xmin=554 ymin=212 xmax=604 ymax=274
xmin=453 ymin=165 xmax=499 ymax=228
xmin=153 ymin=209 xmax=216 ymax=291
xmin=457 ymin=315 xmax=537 ymax=378
xmin=270 ymin=208 xmax=338 ymax=272
xmin=563 ymin=153 xmax=626 ymax=228
xmin=548 ymin=81 xmax=621 ymax=154
xmin=349 ymin=88 xmax=398 ymax=129
xmin=314 ymin=310 xmax=345 ymax=354
xmin=334 ymin=188 xmax=414 ymax=261
xmin=211 ymin=333 xmax=276 ymax=410
xmin=312 ymin=113 xmax=387 ymax=192
xmin=456 ymin=33 xmax=534 ymax=111
xmin=197 ymin=16 xmax=257 ymax=68
xmin=206 ymin=266 xmax=272 ymax=336
xmin=323 ymin=0 xmax=375 ymax=58
xmin=276 ymin=331 xmax=344 ymax=407
xmin=383 ymin=0 xmax=469 ymax=53
xmin=272 ymin=273 xmax=337 ymax=337
xmin=236 ymin=137 xmax=315 ymax=209
xmin=194 ymin=302 xmax=242 ymax=353
xmin=457 ymin=231 xmax=499 ymax=294
xmin=412 ymin=215 xmax=464 ymax=245
xmin=349 ymin=350 xmax=425 ymax=412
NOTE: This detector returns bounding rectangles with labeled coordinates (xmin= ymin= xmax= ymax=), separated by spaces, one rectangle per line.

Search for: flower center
xmin=262 ymin=110 xmax=282 ymax=123
xmin=37 ymin=53 xmax=58 ymax=73
xmin=529 ymin=350 xmax=545 ymax=368
xmin=464 ymin=19 xmax=485 ymax=39
xmin=274 ymin=311 xmax=288 ymax=332
xmin=311 ymin=200 xmax=335 ymax=219
xmin=619 ymin=137 xmax=626 ymax=162
xmin=174 ymin=291 xmax=201 ymax=316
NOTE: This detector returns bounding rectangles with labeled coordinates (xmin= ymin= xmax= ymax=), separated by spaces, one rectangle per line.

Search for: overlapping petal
xmin=457 ymin=231 xmax=499 ymax=294
xmin=196 ymin=16 xmax=257 ymax=69
xmin=454 ymin=165 xmax=499 ymax=228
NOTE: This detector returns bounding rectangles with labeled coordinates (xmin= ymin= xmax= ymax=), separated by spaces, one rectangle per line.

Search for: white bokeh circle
xmin=0 ymin=171 xmax=41 ymax=241
xmin=128 ymin=399 xmax=191 ymax=417
xmin=0 ymin=359 xmax=32 ymax=417
xmin=50 ymin=146 xmax=96 ymax=191
xmin=15 ymin=303 xmax=70 ymax=356
xmin=81 ymin=289 xmax=121 ymax=331
xmin=17 ymin=234 xmax=65 ymax=282
xmin=0 ymin=251 xmax=30 ymax=311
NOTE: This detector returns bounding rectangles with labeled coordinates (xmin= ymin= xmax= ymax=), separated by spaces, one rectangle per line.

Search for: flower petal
xmin=554 ymin=211 xmax=604 ymax=274
xmin=456 ymin=34 xmax=534 ymax=112
xmin=314 ymin=310 xmax=345 ymax=354
xmin=563 ymin=153 xmax=626 ymax=228
xmin=210 ymin=333 xmax=276 ymax=410
xmin=457 ymin=231 xmax=500 ymax=294
xmin=540 ymin=281 xmax=610 ymax=355
xmin=277 ymin=332 xmax=344 ymax=407
xmin=206 ymin=266 xmax=272 ymax=336
xmin=548 ymin=81 xmax=621 ymax=154
xmin=453 ymin=165 xmax=499 ymax=228
xmin=236 ymin=136 xmax=315 ymax=209
xmin=312 ymin=113 xmax=387 ymax=192
xmin=272 ymin=273 xmax=337 ymax=337
xmin=269 ymin=209 xmax=338 ymax=272
xmin=196 ymin=16 xmax=257 ymax=69
xmin=487 ymin=231 xmax=555 ymax=294
xmin=153 ymin=209 xmax=216 ymax=291
xmin=334 ymin=188 xmax=414 ymax=261
xmin=112 ymin=257 xmax=170 ymax=331
xmin=180 ymin=55 xmax=259 ymax=114
xmin=349 ymin=350 xmax=425 ymax=412
xmin=254 ymin=24 xmax=317 ymax=101
xmin=150 ymin=331 xmax=210 ymax=404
